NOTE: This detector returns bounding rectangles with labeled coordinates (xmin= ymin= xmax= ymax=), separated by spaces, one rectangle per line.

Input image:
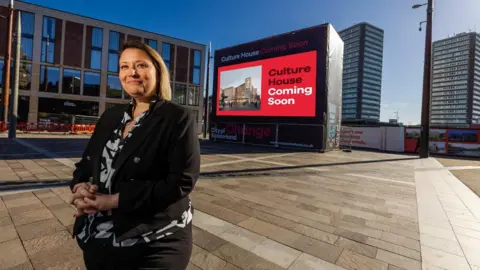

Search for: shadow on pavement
xmin=200 ymin=157 xmax=418 ymax=178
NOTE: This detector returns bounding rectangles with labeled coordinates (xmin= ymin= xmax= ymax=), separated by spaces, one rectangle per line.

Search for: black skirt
xmin=81 ymin=222 xmax=192 ymax=270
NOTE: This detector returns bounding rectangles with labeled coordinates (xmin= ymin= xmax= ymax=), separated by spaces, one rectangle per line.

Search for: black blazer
xmin=70 ymin=100 xmax=200 ymax=242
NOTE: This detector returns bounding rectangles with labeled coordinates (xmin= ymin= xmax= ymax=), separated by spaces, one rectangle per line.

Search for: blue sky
xmin=23 ymin=0 xmax=480 ymax=124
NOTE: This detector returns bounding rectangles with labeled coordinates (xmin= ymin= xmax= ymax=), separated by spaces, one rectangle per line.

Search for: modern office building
xmin=339 ymin=23 xmax=384 ymax=121
xmin=0 ymin=0 xmax=205 ymax=131
xmin=431 ymin=32 xmax=480 ymax=127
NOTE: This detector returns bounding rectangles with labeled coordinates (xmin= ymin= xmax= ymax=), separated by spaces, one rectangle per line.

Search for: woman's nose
xmin=130 ymin=68 xmax=138 ymax=76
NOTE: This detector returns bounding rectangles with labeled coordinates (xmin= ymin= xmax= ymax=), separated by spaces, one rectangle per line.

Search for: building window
xmin=39 ymin=65 xmax=59 ymax=93
xmin=162 ymin=43 xmax=171 ymax=68
xmin=107 ymin=75 xmax=122 ymax=99
xmin=187 ymin=85 xmax=200 ymax=106
xmin=20 ymin=11 xmax=35 ymax=61
xmin=162 ymin=43 xmax=174 ymax=77
xmin=19 ymin=62 xmax=32 ymax=90
xmin=83 ymin=72 xmax=100 ymax=96
xmin=62 ymin=69 xmax=81 ymax=95
xmin=41 ymin=16 xmax=56 ymax=63
xmin=90 ymin=27 xmax=103 ymax=70
xmin=174 ymin=83 xmax=186 ymax=105
xmin=175 ymin=46 xmax=188 ymax=83
xmin=108 ymin=31 xmax=120 ymax=72
xmin=0 ymin=59 xmax=4 ymax=88
xmin=191 ymin=50 xmax=201 ymax=85
xmin=146 ymin=39 xmax=157 ymax=51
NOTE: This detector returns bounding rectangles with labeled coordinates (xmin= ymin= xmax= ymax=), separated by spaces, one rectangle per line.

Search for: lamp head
xmin=412 ymin=3 xmax=426 ymax=9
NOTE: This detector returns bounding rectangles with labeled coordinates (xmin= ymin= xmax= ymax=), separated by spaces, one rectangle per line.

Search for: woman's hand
xmin=70 ymin=183 xmax=98 ymax=217
xmin=83 ymin=193 xmax=119 ymax=212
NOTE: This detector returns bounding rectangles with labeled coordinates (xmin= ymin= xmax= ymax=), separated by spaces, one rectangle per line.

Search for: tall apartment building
xmin=0 ymin=0 xmax=205 ymax=131
xmin=431 ymin=32 xmax=480 ymax=127
xmin=339 ymin=23 xmax=384 ymax=121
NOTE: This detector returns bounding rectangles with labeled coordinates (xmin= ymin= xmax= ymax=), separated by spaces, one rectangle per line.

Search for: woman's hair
xmin=120 ymin=40 xmax=172 ymax=101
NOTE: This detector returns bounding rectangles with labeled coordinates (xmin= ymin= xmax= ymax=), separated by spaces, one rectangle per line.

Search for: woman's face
xmin=119 ymin=48 xmax=157 ymax=100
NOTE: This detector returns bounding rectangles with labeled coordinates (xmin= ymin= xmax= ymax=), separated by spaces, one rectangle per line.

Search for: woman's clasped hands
xmin=69 ymin=183 xmax=119 ymax=217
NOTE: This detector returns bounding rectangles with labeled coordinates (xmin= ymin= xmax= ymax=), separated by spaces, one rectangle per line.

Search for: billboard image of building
xmin=219 ymin=66 xmax=261 ymax=111
xmin=210 ymin=24 xmax=344 ymax=151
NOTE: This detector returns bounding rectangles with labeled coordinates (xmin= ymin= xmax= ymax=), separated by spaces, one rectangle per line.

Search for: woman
xmin=69 ymin=40 xmax=200 ymax=270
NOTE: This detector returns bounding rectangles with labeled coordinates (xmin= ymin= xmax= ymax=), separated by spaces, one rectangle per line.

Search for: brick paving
xmin=0 ymin=137 xmax=479 ymax=269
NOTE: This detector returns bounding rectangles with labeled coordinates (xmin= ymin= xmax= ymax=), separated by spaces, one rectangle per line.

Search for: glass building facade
xmin=431 ymin=32 xmax=480 ymax=127
xmin=339 ymin=23 xmax=384 ymax=121
xmin=0 ymin=1 xmax=205 ymax=130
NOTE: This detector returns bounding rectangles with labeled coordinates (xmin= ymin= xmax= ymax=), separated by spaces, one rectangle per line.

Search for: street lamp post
xmin=203 ymin=42 xmax=213 ymax=139
xmin=413 ymin=0 xmax=434 ymax=158
xmin=8 ymin=10 xmax=20 ymax=139
xmin=1 ymin=0 xmax=14 ymax=129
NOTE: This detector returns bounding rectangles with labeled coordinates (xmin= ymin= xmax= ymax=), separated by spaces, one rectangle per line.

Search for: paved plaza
xmin=0 ymin=134 xmax=480 ymax=270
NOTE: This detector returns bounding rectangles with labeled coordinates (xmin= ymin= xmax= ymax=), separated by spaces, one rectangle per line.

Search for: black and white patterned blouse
xmin=76 ymin=100 xmax=193 ymax=248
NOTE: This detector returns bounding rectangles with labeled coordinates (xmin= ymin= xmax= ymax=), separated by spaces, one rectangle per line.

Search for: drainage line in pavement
xmin=0 ymin=181 xmax=69 ymax=192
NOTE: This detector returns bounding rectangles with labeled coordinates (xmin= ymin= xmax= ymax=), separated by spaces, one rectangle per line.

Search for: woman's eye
xmin=120 ymin=65 xmax=128 ymax=70
xmin=137 ymin=63 xmax=148 ymax=68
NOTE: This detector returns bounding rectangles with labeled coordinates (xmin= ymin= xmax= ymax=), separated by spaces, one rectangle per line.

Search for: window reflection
xmin=108 ymin=31 xmax=120 ymax=72
xmin=90 ymin=27 xmax=103 ymax=70
xmin=41 ymin=16 xmax=56 ymax=63
xmin=187 ymin=85 xmax=200 ymax=106
xmin=40 ymin=65 xmax=60 ymax=93
xmin=0 ymin=60 xmax=3 ymax=88
xmin=62 ymin=69 xmax=81 ymax=95
xmin=162 ymin=43 xmax=171 ymax=69
xmin=108 ymin=52 xmax=119 ymax=73
xmin=19 ymin=62 xmax=32 ymax=90
xmin=83 ymin=72 xmax=100 ymax=96
xmin=147 ymin=39 xmax=157 ymax=51
xmin=174 ymin=84 xmax=186 ymax=105
xmin=107 ymin=75 xmax=122 ymax=98
xmin=191 ymin=49 xmax=201 ymax=85
xmin=20 ymin=12 xmax=35 ymax=61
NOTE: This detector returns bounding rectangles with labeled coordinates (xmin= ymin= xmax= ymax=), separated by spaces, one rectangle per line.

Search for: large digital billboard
xmin=216 ymin=51 xmax=317 ymax=117
xmin=210 ymin=24 xmax=343 ymax=151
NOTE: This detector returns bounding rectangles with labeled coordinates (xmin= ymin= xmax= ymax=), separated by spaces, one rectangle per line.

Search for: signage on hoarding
xmin=340 ymin=127 xmax=382 ymax=150
xmin=216 ymin=51 xmax=317 ymax=117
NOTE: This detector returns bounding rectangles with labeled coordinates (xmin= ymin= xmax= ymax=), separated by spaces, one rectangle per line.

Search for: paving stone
xmin=192 ymin=225 xmax=228 ymax=252
xmin=213 ymin=243 xmax=285 ymax=270
xmin=7 ymin=203 xmax=45 ymax=216
xmin=193 ymin=198 xmax=250 ymax=224
xmin=336 ymin=249 xmax=388 ymax=270
xmin=0 ymin=216 xmax=12 ymax=227
xmin=365 ymin=237 xmax=421 ymax=261
xmin=218 ymin=225 xmax=266 ymax=251
xmin=376 ymin=249 xmax=421 ymax=270
xmin=23 ymin=230 xmax=72 ymax=257
xmin=47 ymin=203 xmax=75 ymax=226
xmin=335 ymin=237 xmax=377 ymax=259
xmin=238 ymin=217 xmax=300 ymax=246
xmin=290 ymin=235 xmax=343 ymax=264
xmin=190 ymin=245 xmax=241 ymax=270
xmin=251 ymin=238 xmax=301 ymax=268
xmin=2 ymin=196 xmax=40 ymax=210
xmin=0 ymin=238 xmax=29 ymax=270
xmin=29 ymin=236 xmax=83 ymax=270
xmin=186 ymin=263 xmax=202 ymax=270
xmin=289 ymin=253 xmax=344 ymax=270
xmin=0 ymin=225 xmax=18 ymax=243
xmin=10 ymin=207 xmax=54 ymax=226
xmin=16 ymin=218 xmax=65 ymax=241
xmin=381 ymin=231 xmax=421 ymax=251
xmin=4 ymin=261 xmax=34 ymax=270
